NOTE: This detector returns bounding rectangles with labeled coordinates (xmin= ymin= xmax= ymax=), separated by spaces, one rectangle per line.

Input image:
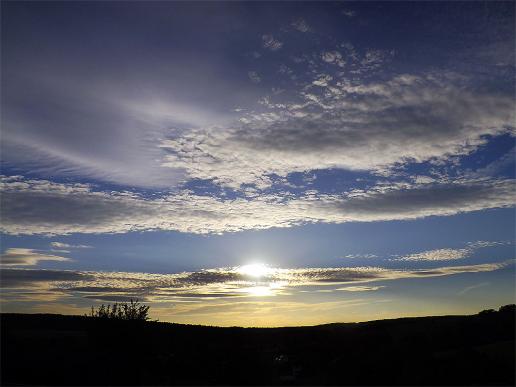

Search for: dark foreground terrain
xmin=1 ymin=306 xmax=515 ymax=386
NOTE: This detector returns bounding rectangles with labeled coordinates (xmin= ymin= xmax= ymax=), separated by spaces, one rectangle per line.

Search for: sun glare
xmin=245 ymin=286 xmax=273 ymax=297
xmin=237 ymin=263 xmax=273 ymax=278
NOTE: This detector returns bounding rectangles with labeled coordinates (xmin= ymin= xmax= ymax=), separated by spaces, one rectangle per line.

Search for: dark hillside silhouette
xmin=1 ymin=305 xmax=514 ymax=386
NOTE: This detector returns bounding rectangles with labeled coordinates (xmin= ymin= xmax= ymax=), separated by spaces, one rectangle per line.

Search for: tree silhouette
xmin=478 ymin=308 xmax=496 ymax=315
xmin=498 ymin=304 xmax=515 ymax=314
xmin=88 ymin=299 xmax=150 ymax=321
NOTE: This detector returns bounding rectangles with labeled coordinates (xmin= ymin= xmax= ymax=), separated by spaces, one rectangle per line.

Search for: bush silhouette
xmin=88 ymin=299 xmax=150 ymax=321
xmin=498 ymin=304 xmax=515 ymax=314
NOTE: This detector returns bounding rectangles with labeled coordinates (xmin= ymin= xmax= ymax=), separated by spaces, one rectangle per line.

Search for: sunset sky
xmin=1 ymin=1 xmax=515 ymax=326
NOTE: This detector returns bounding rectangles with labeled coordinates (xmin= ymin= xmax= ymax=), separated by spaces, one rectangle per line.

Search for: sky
xmin=1 ymin=1 xmax=515 ymax=326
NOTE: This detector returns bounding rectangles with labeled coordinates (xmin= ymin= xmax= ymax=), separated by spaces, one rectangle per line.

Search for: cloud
xmin=341 ymin=9 xmax=356 ymax=17
xmin=1 ymin=76 xmax=192 ymax=189
xmin=2 ymin=16 xmax=243 ymax=190
xmin=262 ymin=34 xmax=283 ymax=51
xmin=1 ymin=176 xmax=514 ymax=235
xmin=50 ymin=242 xmax=92 ymax=249
xmin=466 ymin=147 xmax=516 ymax=178
xmin=397 ymin=248 xmax=470 ymax=262
xmin=1 ymin=261 xmax=511 ymax=304
xmin=312 ymin=74 xmax=333 ymax=87
xmin=337 ymin=286 xmax=385 ymax=292
xmin=0 ymin=248 xmax=71 ymax=267
xmin=321 ymin=51 xmax=346 ymax=67
xmin=247 ymin=71 xmax=261 ymax=83
xmin=291 ymin=18 xmax=311 ymax=33
xmin=2 ymin=3 xmax=513 ymax=198
xmin=161 ymin=72 xmax=514 ymax=189
xmin=458 ymin=282 xmax=490 ymax=296
xmin=3 ymin=8 xmax=513 ymax=197
xmin=0 ymin=268 xmax=91 ymax=288
xmin=466 ymin=240 xmax=511 ymax=249
xmin=395 ymin=240 xmax=512 ymax=262
xmin=342 ymin=254 xmax=378 ymax=259
xmin=413 ymin=176 xmax=436 ymax=184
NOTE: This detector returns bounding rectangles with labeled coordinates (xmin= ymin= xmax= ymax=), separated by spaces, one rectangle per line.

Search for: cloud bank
xmin=162 ymin=72 xmax=515 ymax=189
xmin=1 ymin=176 xmax=514 ymax=235
xmin=1 ymin=261 xmax=511 ymax=303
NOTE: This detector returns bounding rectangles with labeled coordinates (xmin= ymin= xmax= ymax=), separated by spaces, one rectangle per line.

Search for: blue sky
xmin=1 ymin=1 xmax=515 ymax=325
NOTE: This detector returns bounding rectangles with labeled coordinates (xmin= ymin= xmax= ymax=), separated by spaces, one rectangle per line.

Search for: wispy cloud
xmin=0 ymin=248 xmax=71 ymax=267
xmin=458 ymin=282 xmax=490 ymax=296
xmin=262 ymin=34 xmax=283 ymax=51
xmin=247 ymin=71 xmax=261 ymax=84
xmin=466 ymin=240 xmax=511 ymax=249
xmin=337 ymin=286 xmax=385 ymax=292
xmin=394 ymin=240 xmax=512 ymax=262
xmin=291 ymin=18 xmax=311 ymax=33
xmin=341 ymin=9 xmax=356 ymax=18
xmin=50 ymin=242 xmax=92 ymax=249
xmin=342 ymin=254 xmax=378 ymax=259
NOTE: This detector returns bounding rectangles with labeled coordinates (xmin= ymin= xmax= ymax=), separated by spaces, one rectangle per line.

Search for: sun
xmin=237 ymin=263 xmax=273 ymax=278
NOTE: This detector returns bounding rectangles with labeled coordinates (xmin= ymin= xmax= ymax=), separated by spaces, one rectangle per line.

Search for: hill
xmin=1 ymin=306 xmax=514 ymax=385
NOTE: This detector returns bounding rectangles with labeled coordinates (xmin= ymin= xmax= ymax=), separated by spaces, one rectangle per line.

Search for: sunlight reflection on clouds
xmin=1 ymin=261 xmax=512 ymax=304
